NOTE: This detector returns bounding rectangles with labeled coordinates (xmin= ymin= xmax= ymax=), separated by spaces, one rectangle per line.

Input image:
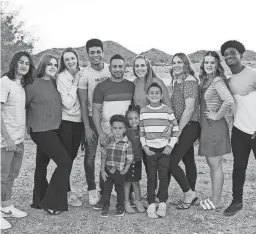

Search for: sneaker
xmin=1 ymin=217 xmax=12 ymax=230
xmin=100 ymin=206 xmax=109 ymax=218
xmin=93 ymin=199 xmax=104 ymax=211
xmin=156 ymin=202 xmax=167 ymax=217
xmin=134 ymin=200 xmax=145 ymax=213
xmin=114 ymin=207 xmax=125 ymax=217
xmin=89 ymin=190 xmax=99 ymax=205
xmin=68 ymin=193 xmax=82 ymax=207
xmin=1 ymin=205 xmax=27 ymax=218
xmin=124 ymin=201 xmax=135 ymax=214
xmin=147 ymin=203 xmax=158 ymax=219
xmin=223 ymin=200 xmax=243 ymax=217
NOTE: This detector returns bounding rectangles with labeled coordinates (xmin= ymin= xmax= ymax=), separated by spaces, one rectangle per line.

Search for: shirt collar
xmin=110 ymin=135 xmax=129 ymax=143
xmin=64 ymin=69 xmax=74 ymax=82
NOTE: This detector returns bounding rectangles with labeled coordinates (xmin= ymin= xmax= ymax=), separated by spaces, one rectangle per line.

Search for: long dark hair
xmin=170 ymin=53 xmax=198 ymax=87
xmin=59 ymin=47 xmax=80 ymax=73
xmin=4 ymin=51 xmax=35 ymax=87
xmin=199 ymin=51 xmax=226 ymax=88
xmin=37 ymin=54 xmax=58 ymax=78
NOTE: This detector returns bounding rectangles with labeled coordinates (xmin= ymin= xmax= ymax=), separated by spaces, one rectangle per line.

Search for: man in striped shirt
xmin=140 ymin=82 xmax=179 ymax=218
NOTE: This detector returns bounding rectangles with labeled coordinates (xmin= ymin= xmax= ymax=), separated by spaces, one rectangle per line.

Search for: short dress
xmin=125 ymin=127 xmax=143 ymax=182
xmin=199 ymin=77 xmax=232 ymax=157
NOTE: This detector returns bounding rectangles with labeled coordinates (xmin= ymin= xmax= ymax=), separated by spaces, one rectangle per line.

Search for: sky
xmin=4 ymin=0 xmax=256 ymax=55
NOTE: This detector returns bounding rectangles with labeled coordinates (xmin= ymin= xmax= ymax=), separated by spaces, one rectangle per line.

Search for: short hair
xmin=221 ymin=40 xmax=246 ymax=56
xmin=110 ymin=54 xmax=125 ymax=64
xmin=110 ymin=114 xmax=127 ymax=127
xmin=59 ymin=47 xmax=80 ymax=73
xmin=37 ymin=54 xmax=58 ymax=78
xmin=86 ymin=39 xmax=103 ymax=53
xmin=4 ymin=51 xmax=36 ymax=87
xmin=147 ymin=82 xmax=162 ymax=94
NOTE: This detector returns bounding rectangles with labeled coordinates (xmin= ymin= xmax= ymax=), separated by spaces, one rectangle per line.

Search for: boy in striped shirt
xmin=140 ymin=82 xmax=179 ymax=218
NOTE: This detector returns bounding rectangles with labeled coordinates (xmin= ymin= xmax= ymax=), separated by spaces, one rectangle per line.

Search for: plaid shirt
xmin=102 ymin=135 xmax=134 ymax=173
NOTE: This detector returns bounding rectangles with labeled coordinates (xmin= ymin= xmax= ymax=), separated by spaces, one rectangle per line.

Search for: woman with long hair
xmin=56 ymin=47 xmax=83 ymax=207
xmin=168 ymin=53 xmax=201 ymax=209
xmin=26 ymin=54 xmax=72 ymax=215
xmin=198 ymin=51 xmax=234 ymax=210
xmin=1 ymin=51 xmax=35 ymax=230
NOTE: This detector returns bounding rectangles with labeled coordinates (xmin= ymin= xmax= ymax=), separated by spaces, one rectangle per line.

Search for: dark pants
xmin=146 ymin=147 xmax=171 ymax=204
xmin=231 ymin=126 xmax=256 ymax=202
xmin=169 ymin=121 xmax=200 ymax=193
xmin=102 ymin=169 xmax=125 ymax=208
xmin=58 ymin=120 xmax=83 ymax=191
xmin=84 ymin=117 xmax=99 ymax=191
xmin=30 ymin=129 xmax=72 ymax=211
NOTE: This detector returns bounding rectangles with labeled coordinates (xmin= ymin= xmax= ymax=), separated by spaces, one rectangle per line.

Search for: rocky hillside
xmin=32 ymin=41 xmax=256 ymax=67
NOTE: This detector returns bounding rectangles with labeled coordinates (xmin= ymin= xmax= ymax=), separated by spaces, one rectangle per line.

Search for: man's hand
xmin=85 ymin=127 xmax=97 ymax=145
xmin=163 ymin=145 xmax=173 ymax=155
xmin=4 ymin=138 xmax=16 ymax=152
xmin=101 ymin=169 xmax=108 ymax=182
xmin=143 ymin=146 xmax=155 ymax=156
xmin=120 ymin=167 xmax=129 ymax=175
xmin=161 ymin=124 xmax=173 ymax=139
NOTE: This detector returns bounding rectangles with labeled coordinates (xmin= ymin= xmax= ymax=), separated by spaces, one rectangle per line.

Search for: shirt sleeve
xmin=57 ymin=76 xmax=78 ymax=110
xmin=0 ymin=79 xmax=9 ymax=103
xmin=126 ymin=141 xmax=134 ymax=163
xmin=184 ymin=80 xmax=198 ymax=99
xmin=78 ymin=70 xmax=88 ymax=90
xmin=93 ymin=83 xmax=104 ymax=104
xmin=214 ymin=78 xmax=235 ymax=120
xmin=139 ymin=110 xmax=146 ymax=147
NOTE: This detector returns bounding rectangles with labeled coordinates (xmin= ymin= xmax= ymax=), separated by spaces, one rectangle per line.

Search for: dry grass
xmin=3 ymin=137 xmax=256 ymax=234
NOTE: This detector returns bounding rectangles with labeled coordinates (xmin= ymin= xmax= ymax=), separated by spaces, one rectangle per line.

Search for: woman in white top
xmin=57 ymin=47 xmax=83 ymax=207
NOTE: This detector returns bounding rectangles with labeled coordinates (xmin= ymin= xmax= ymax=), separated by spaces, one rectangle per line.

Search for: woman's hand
xmin=205 ymin=110 xmax=218 ymax=120
xmin=73 ymin=70 xmax=83 ymax=86
xmin=143 ymin=146 xmax=155 ymax=156
xmin=161 ymin=124 xmax=173 ymax=139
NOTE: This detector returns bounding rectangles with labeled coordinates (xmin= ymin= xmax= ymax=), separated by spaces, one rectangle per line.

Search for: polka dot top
xmin=171 ymin=76 xmax=200 ymax=122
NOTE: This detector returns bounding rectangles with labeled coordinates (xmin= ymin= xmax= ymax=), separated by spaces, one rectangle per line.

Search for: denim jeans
xmin=1 ymin=142 xmax=24 ymax=207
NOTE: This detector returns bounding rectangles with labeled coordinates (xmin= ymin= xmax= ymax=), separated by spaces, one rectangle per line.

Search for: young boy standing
xmin=100 ymin=115 xmax=134 ymax=217
xmin=140 ymin=82 xmax=179 ymax=218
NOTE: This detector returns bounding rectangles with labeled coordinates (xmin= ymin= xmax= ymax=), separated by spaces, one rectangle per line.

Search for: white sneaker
xmin=68 ymin=193 xmax=82 ymax=207
xmin=1 ymin=217 xmax=12 ymax=230
xmin=89 ymin=190 xmax=99 ymax=205
xmin=147 ymin=203 xmax=158 ymax=219
xmin=156 ymin=202 xmax=167 ymax=217
xmin=1 ymin=205 xmax=27 ymax=218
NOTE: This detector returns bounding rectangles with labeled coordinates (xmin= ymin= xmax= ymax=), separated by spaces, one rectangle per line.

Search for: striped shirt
xmin=0 ymin=76 xmax=26 ymax=147
xmin=57 ymin=69 xmax=82 ymax=122
xmin=102 ymin=135 xmax=134 ymax=173
xmin=140 ymin=104 xmax=179 ymax=148
xmin=202 ymin=76 xmax=234 ymax=120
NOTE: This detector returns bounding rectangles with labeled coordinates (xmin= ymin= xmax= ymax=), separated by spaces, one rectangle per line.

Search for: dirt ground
xmin=2 ymin=137 xmax=256 ymax=234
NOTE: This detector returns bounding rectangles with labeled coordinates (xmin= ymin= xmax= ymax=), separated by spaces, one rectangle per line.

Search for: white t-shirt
xmin=0 ymin=76 xmax=26 ymax=147
xmin=228 ymin=66 xmax=256 ymax=134
xmin=78 ymin=63 xmax=111 ymax=117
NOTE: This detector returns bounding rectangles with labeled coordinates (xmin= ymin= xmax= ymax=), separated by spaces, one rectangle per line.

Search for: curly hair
xmin=4 ymin=51 xmax=35 ymax=87
xmin=221 ymin=40 xmax=245 ymax=56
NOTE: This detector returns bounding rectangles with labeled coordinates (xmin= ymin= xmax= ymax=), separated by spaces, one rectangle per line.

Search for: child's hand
xmin=163 ymin=145 xmax=173 ymax=155
xmin=143 ymin=146 xmax=155 ymax=156
xmin=161 ymin=124 xmax=173 ymax=139
xmin=101 ymin=170 xmax=108 ymax=182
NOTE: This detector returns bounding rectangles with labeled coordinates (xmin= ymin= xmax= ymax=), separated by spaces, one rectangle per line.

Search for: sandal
xmin=44 ymin=208 xmax=62 ymax=215
xmin=200 ymin=198 xmax=223 ymax=211
xmin=169 ymin=199 xmax=182 ymax=206
xmin=176 ymin=197 xmax=198 ymax=210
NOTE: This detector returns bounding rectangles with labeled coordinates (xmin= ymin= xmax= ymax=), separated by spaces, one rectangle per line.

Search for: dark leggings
xmin=169 ymin=121 xmax=200 ymax=193
xmin=58 ymin=120 xmax=83 ymax=191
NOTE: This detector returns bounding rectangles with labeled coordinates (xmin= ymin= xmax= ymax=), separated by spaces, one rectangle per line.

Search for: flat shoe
xmin=44 ymin=208 xmax=62 ymax=215
xmin=176 ymin=197 xmax=198 ymax=210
